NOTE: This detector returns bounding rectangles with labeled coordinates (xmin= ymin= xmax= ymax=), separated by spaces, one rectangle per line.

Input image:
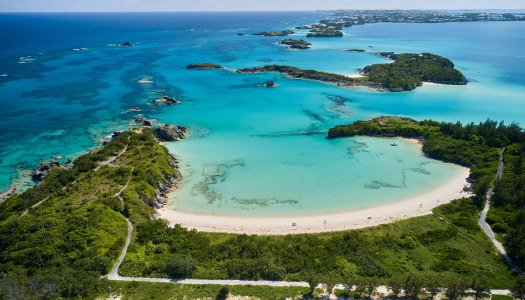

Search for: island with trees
xmin=252 ymin=30 xmax=295 ymax=37
xmin=237 ymin=53 xmax=467 ymax=92
xmin=279 ymin=39 xmax=312 ymax=49
xmin=186 ymin=63 xmax=224 ymax=69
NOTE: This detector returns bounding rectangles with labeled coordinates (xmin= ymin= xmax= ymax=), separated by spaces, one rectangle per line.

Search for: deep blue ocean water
xmin=1 ymin=12 xmax=525 ymax=216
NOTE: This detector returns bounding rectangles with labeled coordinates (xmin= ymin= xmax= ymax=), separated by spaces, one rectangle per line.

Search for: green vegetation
xmin=120 ymin=196 xmax=514 ymax=287
xmin=362 ymin=53 xmax=468 ymax=91
xmin=1 ymin=117 xmax=523 ymax=299
xmin=306 ymin=28 xmax=343 ymax=37
xmin=280 ymin=39 xmax=312 ymax=49
xmin=0 ymin=129 xmax=180 ymax=299
xmin=96 ymin=281 xmax=309 ymax=300
xmin=185 ymin=63 xmax=224 ymax=69
xmin=237 ymin=53 xmax=466 ymax=92
xmin=237 ymin=65 xmax=377 ymax=88
xmin=329 ymin=116 xmax=525 ymax=272
xmin=253 ymin=30 xmax=295 ymax=36
xmin=488 ymin=141 xmax=525 ymax=269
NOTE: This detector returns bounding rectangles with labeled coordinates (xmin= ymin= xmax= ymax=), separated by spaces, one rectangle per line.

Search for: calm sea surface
xmin=1 ymin=12 xmax=524 ymax=216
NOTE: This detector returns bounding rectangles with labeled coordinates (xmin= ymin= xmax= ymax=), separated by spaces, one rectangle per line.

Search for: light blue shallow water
xmin=1 ymin=12 xmax=524 ymax=216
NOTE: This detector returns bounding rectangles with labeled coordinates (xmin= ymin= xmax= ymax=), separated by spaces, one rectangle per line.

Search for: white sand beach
xmin=345 ymin=74 xmax=365 ymax=78
xmin=157 ymin=137 xmax=471 ymax=235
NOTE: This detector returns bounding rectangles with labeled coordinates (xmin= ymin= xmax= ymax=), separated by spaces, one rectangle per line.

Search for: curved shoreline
xmin=156 ymin=167 xmax=471 ymax=235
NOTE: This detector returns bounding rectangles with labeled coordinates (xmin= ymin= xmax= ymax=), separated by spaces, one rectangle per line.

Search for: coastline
xmin=156 ymin=154 xmax=471 ymax=235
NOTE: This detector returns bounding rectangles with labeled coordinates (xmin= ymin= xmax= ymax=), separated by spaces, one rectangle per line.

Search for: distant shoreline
xmin=157 ymin=138 xmax=471 ymax=235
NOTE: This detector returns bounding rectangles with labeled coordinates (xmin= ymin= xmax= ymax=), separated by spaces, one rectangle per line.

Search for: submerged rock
xmin=154 ymin=125 xmax=188 ymax=142
xmin=265 ymin=81 xmax=276 ymax=88
xmin=122 ymin=42 xmax=132 ymax=47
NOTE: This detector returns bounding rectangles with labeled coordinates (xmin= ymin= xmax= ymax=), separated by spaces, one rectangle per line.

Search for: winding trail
xmin=478 ymin=148 xmax=522 ymax=274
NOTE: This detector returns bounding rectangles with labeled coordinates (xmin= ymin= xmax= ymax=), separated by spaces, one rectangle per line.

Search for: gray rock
xmin=153 ymin=125 xmax=188 ymax=142
xmin=30 ymin=161 xmax=66 ymax=182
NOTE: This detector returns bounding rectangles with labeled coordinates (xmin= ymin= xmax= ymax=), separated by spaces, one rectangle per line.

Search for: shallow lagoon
xmin=1 ymin=12 xmax=524 ymax=217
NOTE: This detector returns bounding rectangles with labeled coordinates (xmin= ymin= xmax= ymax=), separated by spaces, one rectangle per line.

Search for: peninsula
xmin=237 ymin=53 xmax=467 ymax=92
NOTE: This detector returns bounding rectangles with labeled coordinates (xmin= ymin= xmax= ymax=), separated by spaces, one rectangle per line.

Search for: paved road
xmin=108 ymin=219 xmax=133 ymax=279
xmin=478 ymin=148 xmax=522 ymax=275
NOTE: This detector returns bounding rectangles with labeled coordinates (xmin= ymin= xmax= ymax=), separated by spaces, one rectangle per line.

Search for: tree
xmin=388 ymin=274 xmax=405 ymax=297
xmin=445 ymin=279 xmax=461 ymax=300
xmin=343 ymin=273 xmax=358 ymax=294
xmin=511 ymin=276 xmax=525 ymax=300
xmin=471 ymin=277 xmax=490 ymax=300
xmin=354 ymin=277 xmax=368 ymax=297
xmin=445 ymin=277 xmax=470 ymax=300
xmin=404 ymin=273 xmax=425 ymax=298
xmin=458 ymin=278 xmax=471 ymax=300
xmin=303 ymin=270 xmax=320 ymax=295
xmin=165 ymin=254 xmax=198 ymax=278
xmin=322 ymin=272 xmax=340 ymax=296
xmin=359 ymin=277 xmax=378 ymax=298
xmin=424 ymin=275 xmax=443 ymax=300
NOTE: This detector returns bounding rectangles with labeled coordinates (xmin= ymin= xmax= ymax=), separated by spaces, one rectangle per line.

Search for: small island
xmin=296 ymin=19 xmax=349 ymax=37
xmin=279 ymin=39 xmax=312 ymax=49
xmin=252 ymin=30 xmax=295 ymax=37
xmin=186 ymin=63 xmax=224 ymax=69
xmin=306 ymin=28 xmax=343 ymax=37
xmin=237 ymin=52 xmax=467 ymax=92
xmin=361 ymin=53 xmax=468 ymax=90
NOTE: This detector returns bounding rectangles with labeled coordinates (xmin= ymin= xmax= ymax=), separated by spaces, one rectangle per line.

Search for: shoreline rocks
xmin=153 ymin=125 xmax=188 ymax=142
xmin=0 ymin=187 xmax=17 ymax=203
xmin=30 ymin=161 xmax=67 ymax=182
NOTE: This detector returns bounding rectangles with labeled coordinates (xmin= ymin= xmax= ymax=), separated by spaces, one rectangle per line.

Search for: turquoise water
xmin=1 ymin=12 xmax=524 ymax=216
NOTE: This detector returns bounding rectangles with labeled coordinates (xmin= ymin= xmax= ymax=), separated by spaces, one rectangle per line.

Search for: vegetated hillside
xmin=0 ymin=129 xmax=179 ymax=299
xmin=329 ymin=116 xmax=525 ymax=272
xmin=362 ymin=53 xmax=468 ymax=91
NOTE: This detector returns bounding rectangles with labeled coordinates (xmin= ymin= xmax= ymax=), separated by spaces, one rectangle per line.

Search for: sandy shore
xmin=422 ymin=82 xmax=444 ymax=86
xmin=345 ymin=74 xmax=365 ymax=78
xmin=157 ymin=158 xmax=471 ymax=235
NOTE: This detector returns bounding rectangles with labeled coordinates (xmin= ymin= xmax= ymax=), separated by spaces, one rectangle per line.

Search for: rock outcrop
xmin=0 ymin=187 xmax=17 ymax=203
xmin=153 ymin=96 xmax=180 ymax=105
xmin=31 ymin=161 xmax=66 ymax=182
xmin=265 ymin=81 xmax=276 ymax=88
xmin=153 ymin=125 xmax=188 ymax=142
